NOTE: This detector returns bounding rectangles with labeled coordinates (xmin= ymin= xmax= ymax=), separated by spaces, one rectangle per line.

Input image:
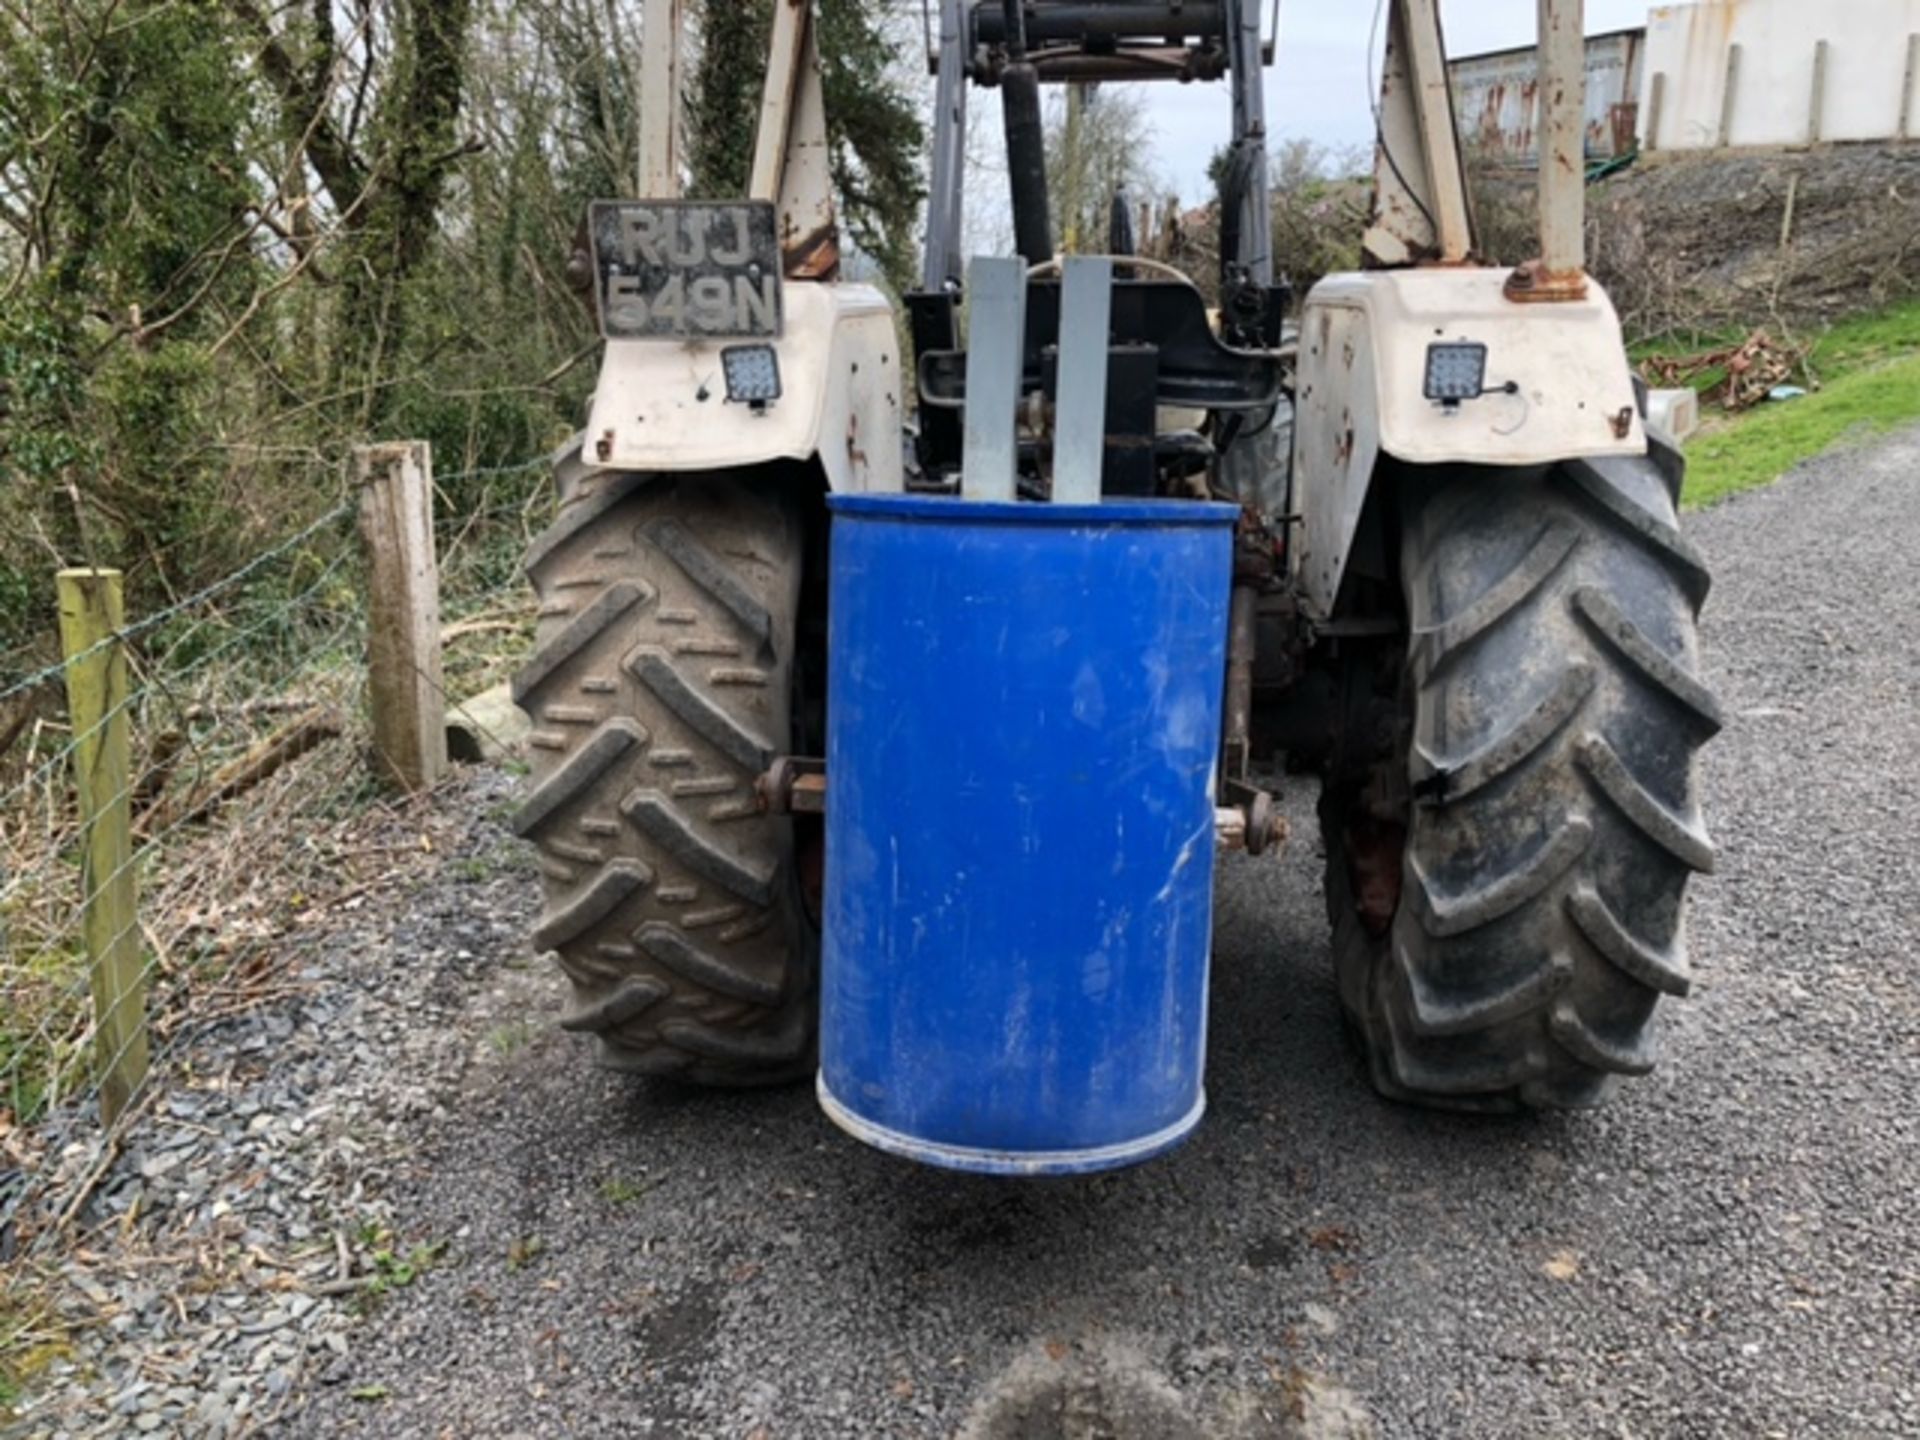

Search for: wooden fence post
xmin=356 ymin=442 xmax=447 ymax=791
xmin=56 ymin=569 xmax=147 ymax=1125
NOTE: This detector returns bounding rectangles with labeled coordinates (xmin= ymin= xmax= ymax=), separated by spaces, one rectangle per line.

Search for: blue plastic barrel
xmin=819 ymin=494 xmax=1236 ymax=1175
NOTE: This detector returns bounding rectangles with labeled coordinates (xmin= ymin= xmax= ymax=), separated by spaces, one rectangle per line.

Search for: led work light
xmin=722 ymin=344 xmax=782 ymax=406
xmin=1423 ymin=342 xmax=1490 ymax=404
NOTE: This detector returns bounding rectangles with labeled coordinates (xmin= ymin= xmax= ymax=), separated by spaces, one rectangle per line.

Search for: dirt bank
xmin=1583 ymin=143 xmax=1920 ymax=338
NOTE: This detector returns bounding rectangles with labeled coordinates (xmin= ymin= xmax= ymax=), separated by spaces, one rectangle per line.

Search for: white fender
xmin=583 ymin=282 xmax=904 ymax=492
xmin=1292 ymin=267 xmax=1646 ymax=621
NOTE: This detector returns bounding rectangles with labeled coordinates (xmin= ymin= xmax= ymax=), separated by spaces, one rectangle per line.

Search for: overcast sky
xmin=1143 ymin=0 xmax=1655 ymax=201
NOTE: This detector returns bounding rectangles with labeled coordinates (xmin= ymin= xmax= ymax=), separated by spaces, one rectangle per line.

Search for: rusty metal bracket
xmin=1502 ymin=258 xmax=1590 ymax=304
xmin=764 ymin=752 xmax=1282 ymax=859
xmin=757 ymin=756 xmax=826 ymax=815
xmin=1220 ymin=777 xmax=1288 ymax=857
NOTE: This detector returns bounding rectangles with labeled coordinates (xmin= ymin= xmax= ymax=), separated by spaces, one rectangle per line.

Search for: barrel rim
xmin=817 ymin=1073 xmax=1207 ymax=1176
xmin=827 ymin=494 xmax=1238 ymax=527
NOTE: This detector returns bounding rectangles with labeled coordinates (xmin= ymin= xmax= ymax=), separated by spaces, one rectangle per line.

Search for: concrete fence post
xmin=1809 ymin=40 xmax=1830 ymax=144
xmin=1718 ymin=45 xmax=1742 ymax=149
xmin=1899 ymin=34 xmax=1918 ymax=141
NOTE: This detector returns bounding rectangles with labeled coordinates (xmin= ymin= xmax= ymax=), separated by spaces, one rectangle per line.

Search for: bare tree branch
xmin=208 ymin=178 xmax=376 ymax=359
xmin=234 ymin=0 xmax=367 ymax=212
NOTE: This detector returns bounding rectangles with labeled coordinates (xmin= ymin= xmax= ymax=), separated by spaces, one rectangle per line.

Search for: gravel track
xmin=23 ymin=430 xmax=1920 ymax=1438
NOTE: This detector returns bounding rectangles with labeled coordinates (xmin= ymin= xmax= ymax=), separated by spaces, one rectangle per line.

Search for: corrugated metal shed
xmin=1450 ymin=28 xmax=1647 ymax=165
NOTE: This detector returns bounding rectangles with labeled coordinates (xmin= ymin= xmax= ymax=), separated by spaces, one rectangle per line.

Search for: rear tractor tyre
xmin=1326 ymin=453 xmax=1721 ymax=1111
xmin=512 ymin=468 xmax=816 ymax=1084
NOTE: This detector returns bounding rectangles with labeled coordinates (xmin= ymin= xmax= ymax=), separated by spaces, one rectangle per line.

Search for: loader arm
xmin=749 ymin=0 xmax=841 ymax=279
xmin=1364 ymin=0 xmax=1476 ymax=268
xmin=577 ymin=0 xmax=898 ymax=490
xmin=1293 ymin=0 xmax=1640 ymax=621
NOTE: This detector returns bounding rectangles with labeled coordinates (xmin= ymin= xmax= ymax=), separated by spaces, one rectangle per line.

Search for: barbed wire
xmin=438 ymin=457 xmax=551 ymax=486
xmin=0 ymin=548 xmax=364 ymax=902
xmin=2 ymin=610 xmax=370 ymax=1245
xmin=2 ymin=453 xmax=555 ymax=702
xmin=0 ymin=549 xmax=365 ymax=848
xmin=0 ymin=450 xmax=555 ymax=1251
xmin=0 ymin=499 xmax=358 ymax=710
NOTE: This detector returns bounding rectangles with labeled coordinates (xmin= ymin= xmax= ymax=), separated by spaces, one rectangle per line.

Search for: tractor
xmin=512 ymin=0 xmax=1717 ymax=1173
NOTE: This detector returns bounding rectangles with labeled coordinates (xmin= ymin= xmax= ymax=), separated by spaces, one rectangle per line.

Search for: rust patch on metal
xmin=595 ymin=428 xmax=615 ymax=462
xmin=782 ymin=219 xmax=841 ymax=281
xmin=1453 ymin=32 xmax=1644 ymax=167
xmin=1610 ymin=102 xmax=1639 ymax=155
xmin=1610 ymin=405 xmax=1635 ymax=440
xmin=1502 ymin=258 xmax=1590 ymax=304
xmin=1347 ymin=817 xmax=1407 ymax=936
xmin=845 ymin=410 xmax=869 ymax=478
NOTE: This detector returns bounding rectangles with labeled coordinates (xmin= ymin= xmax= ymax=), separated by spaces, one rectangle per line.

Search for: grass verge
xmin=1637 ymin=298 xmax=1920 ymax=508
xmin=1684 ymin=351 xmax=1920 ymax=506
xmin=0 ymin=1267 xmax=71 ymax=1412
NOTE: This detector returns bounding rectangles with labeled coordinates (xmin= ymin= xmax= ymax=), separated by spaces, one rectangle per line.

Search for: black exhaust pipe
xmin=1000 ymin=3 xmax=1055 ymax=263
xmin=972 ymin=2 xmax=1228 ymax=45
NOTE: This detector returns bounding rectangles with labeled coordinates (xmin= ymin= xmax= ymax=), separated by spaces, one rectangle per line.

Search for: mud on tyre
xmin=513 ymin=465 xmax=816 ymax=1083
xmin=1325 ymin=451 xmax=1721 ymax=1111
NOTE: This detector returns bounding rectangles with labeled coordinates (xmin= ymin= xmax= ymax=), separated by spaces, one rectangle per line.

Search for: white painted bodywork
xmin=1293 ymin=266 xmax=1646 ymax=620
xmin=583 ymin=282 xmax=904 ymax=493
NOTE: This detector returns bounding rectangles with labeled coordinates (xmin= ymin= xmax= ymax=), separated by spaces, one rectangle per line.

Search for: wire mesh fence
xmin=0 ymin=448 xmax=552 ymax=1254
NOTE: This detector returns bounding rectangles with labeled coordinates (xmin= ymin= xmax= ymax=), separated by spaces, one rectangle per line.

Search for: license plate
xmin=589 ymin=201 xmax=783 ymax=340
